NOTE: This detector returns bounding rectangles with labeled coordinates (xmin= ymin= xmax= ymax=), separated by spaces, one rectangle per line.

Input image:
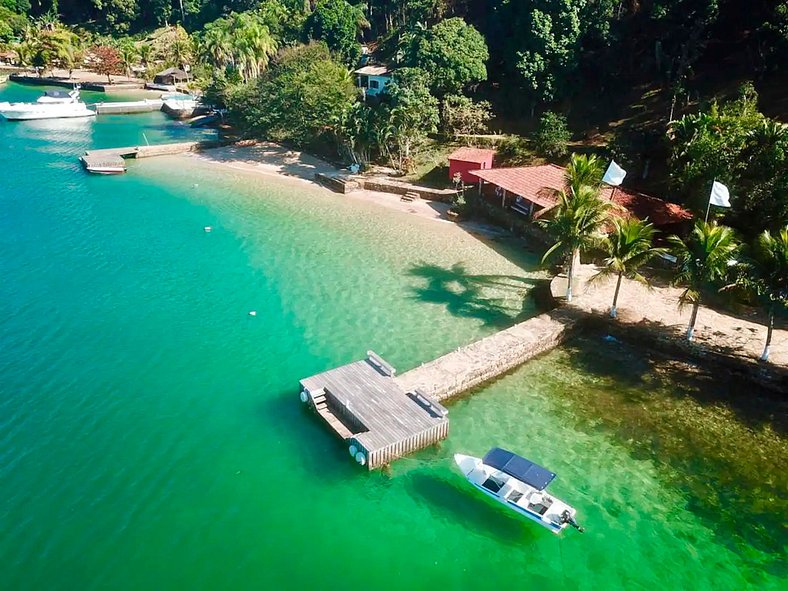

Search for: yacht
xmin=0 ymin=88 xmax=95 ymax=120
xmin=455 ymin=447 xmax=584 ymax=534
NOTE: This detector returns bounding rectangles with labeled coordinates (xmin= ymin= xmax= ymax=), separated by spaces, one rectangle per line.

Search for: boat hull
xmin=0 ymin=104 xmax=96 ymax=120
xmin=454 ymin=453 xmax=574 ymax=535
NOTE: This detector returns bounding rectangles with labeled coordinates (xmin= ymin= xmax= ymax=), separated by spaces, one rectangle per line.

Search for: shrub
xmin=534 ymin=111 xmax=571 ymax=158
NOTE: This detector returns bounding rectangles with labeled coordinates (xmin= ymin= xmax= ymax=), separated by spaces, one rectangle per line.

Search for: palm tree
xmin=541 ymin=185 xmax=615 ymax=302
xmin=138 ymin=43 xmax=153 ymax=67
xmin=118 ymin=41 xmax=138 ymax=78
xmin=595 ymin=218 xmax=663 ymax=318
xmin=564 ymin=153 xmax=604 ymax=195
xmin=737 ymin=227 xmax=788 ymax=361
xmin=668 ymin=221 xmax=740 ymax=341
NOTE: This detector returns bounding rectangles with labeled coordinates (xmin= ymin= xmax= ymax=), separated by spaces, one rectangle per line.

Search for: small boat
xmin=0 ymin=88 xmax=95 ymax=120
xmin=454 ymin=447 xmax=584 ymax=534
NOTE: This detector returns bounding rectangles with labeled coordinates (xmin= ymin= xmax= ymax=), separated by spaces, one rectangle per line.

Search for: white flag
xmin=709 ymin=181 xmax=731 ymax=207
xmin=602 ymin=160 xmax=627 ymax=186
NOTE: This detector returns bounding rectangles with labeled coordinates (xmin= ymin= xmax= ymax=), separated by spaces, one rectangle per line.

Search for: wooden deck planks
xmin=300 ymin=356 xmax=448 ymax=459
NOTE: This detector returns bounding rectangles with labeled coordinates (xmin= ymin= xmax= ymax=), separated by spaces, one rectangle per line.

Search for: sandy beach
xmin=186 ymin=142 xmax=787 ymax=368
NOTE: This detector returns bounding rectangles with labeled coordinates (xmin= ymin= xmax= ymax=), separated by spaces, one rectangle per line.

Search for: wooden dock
xmin=300 ymin=310 xmax=578 ymax=470
xmin=80 ymin=140 xmax=221 ymax=173
xmin=299 ymin=351 xmax=449 ymax=470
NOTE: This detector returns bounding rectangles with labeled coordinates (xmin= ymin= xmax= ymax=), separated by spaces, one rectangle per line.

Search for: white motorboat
xmin=454 ymin=448 xmax=584 ymax=534
xmin=0 ymin=88 xmax=95 ymax=120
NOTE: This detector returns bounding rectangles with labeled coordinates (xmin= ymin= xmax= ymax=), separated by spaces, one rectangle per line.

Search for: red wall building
xmin=448 ymin=147 xmax=495 ymax=184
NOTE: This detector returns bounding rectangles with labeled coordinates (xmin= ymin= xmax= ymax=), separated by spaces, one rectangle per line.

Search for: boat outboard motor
xmin=561 ymin=510 xmax=585 ymax=533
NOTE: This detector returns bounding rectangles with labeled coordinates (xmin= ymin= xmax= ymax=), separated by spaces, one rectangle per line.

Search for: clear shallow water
xmin=0 ymin=82 xmax=785 ymax=590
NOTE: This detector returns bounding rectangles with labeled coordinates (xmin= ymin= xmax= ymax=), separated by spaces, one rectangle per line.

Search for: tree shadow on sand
xmin=407 ymin=262 xmax=543 ymax=328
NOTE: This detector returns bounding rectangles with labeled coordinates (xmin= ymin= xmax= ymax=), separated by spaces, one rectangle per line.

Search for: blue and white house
xmin=354 ymin=65 xmax=391 ymax=97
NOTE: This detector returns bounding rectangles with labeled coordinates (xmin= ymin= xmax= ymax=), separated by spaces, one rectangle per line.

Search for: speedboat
xmin=454 ymin=447 xmax=584 ymax=534
xmin=0 ymin=88 xmax=95 ymax=120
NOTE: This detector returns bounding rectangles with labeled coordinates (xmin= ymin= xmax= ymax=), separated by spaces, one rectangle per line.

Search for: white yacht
xmin=0 ymin=88 xmax=95 ymax=120
xmin=455 ymin=448 xmax=584 ymax=534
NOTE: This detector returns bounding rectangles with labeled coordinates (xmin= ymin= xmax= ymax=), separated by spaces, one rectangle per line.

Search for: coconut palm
xmin=736 ymin=227 xmax=788 ymax=361
xmin=541 ymin=185 xmax=616 ymax=302
xmin=595 ymin=218 xmax=663 ymax=318
xmin=668 ymin=221 xmax=740 ymax=341
xmin=138 ymin=43 xmax=153 ymax=67
xmin=564 ymin=153 xmax=604 ymax=195
xmin=118 ymin=41 xmax=138 ymax=78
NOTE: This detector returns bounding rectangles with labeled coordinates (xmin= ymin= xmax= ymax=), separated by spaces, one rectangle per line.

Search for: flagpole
xmin=704 ymin=179 xmax=715 ymax=223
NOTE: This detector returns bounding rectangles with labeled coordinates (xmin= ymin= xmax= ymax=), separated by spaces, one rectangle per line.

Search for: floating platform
xmin=299 ymin=351 xmax=449 ymax=470
xmin=79 ymin=140 xmax=223 ymax=174
xmin=93 ymin=99 xmax=163 ymax=114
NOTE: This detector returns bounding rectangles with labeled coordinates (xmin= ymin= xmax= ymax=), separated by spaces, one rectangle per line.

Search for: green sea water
xmin=0 ymin=82 xmax=785 ymax=590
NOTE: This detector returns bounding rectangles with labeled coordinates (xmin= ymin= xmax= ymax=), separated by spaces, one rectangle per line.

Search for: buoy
xmin=204 ymin=226 xmax=212 ymax=232
xmin=193 ymin=183 xmax=199 ymax=188
xmin=348 ymin=444 xmax=358 ymax=457
xmin=299 ymin=390 xmax=308 ymax=403
xmin=355 ymin=451 xmax=366 ymax=466
xmin=248 ymin=310 xmax=257 ymax=316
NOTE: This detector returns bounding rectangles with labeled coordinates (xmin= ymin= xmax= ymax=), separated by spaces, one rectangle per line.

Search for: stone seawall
xmin=361 ymin=178 xmax=458 ymax=202
xmin=395 ymin=309 xmax=577 ymax=401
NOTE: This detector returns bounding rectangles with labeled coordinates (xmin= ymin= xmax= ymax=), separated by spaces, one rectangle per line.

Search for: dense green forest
xmin=1 ymin=1 xmax=787 ymax=235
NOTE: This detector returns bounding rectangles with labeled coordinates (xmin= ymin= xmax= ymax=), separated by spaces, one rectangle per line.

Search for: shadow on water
xmin=407 ymin=472 xmax=536 ymax=546
xmin=552 ymin=334 xmax=788 ymax=571
xmin=407 ymin=262 xmax=542 ymax=328
xmin=254 ymin=391 xmax=359 ymax=484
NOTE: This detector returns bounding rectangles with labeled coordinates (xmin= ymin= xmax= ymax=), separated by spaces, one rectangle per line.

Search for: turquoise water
xmin=1 ymin=82 xmax=785 ymax=590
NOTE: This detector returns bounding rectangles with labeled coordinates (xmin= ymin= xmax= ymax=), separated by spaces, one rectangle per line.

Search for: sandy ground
xmin=191 ymin=143 xmax=508 ymax=235
xmin=554 ymin=264 xmax=788 ymax=367
xmin=9 ymin=67 xmax=145 ymax=85
xmin=190 ymin=143 xmax=786 ymax=368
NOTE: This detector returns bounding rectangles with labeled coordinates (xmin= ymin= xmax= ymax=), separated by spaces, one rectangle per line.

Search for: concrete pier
xmin=299 ymin=310 xmax=578 ymax=469
xmin=80 ymin=140 xmax=222 ymax=173
xmin=395 ymin=309 xmax=577 ymax=402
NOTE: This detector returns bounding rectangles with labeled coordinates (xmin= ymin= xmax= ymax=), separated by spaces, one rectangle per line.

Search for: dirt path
xmin=553 ymin=264 xmax=787 ymax=367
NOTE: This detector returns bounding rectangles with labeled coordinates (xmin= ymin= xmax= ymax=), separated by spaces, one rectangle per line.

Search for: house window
xmin=358 ymin=75 xmax=369 ymax=88
xmin=370 ymin=79 xmax=380 ymax=90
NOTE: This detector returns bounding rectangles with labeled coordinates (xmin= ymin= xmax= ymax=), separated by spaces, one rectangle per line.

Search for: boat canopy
xmin=43 ymin=90 xmax=73 ymax=98
xmin=483 ymin=448 xmax=556 ymax=491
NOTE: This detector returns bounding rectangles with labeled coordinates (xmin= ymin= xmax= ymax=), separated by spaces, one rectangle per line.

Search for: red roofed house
xmin=468 ymin=164 xmax=693 ymax=233
xmin=448 ymin=147 xmax=496 ymax=184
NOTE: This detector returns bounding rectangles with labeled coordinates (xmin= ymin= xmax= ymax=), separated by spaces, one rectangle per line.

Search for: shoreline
xmin=177 ymin=143 xmax=786 ymax=380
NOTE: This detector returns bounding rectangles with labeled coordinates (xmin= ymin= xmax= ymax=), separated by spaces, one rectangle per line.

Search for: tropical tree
xmin=440 ymin=94 xmax=492 ymax=138
xmin=535 ymin=111 xmax=571 ymax=158
xmin=541 ymin=185 xmax=615 ymax=302
xmin=408 ymin=17 xmax=489 ymax=95
xmin=735 ymin=227 xmax=788 ymax=361
xmin=91 ymin=45 xmax=123 ymax=84
xmin=303 ymin=0 xmax=367 ymax=65
xmin=199 ymin=12 xmax=278 ymax=82
xmin=594 ymin=218 xmax=662 ymax=318
xmin=229 ymin=42 xmax=356 ymax=149
xmin=138 ymin=42 xmax=152 ymax=67
xmin=564 ymin=152 xmax=604 ymax=195
xmin=384 ymin=67 xmax=439 ymax=172
xmin=668 ymin=221 xmax=740 ymax=341
xmin=118 ymin=39 xmax=138 ymax=77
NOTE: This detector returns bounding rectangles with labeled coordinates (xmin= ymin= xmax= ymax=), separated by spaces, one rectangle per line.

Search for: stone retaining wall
xmin=360 ymin=177 xmax=458 ymax=202
xmin=314 ymin=173 xmax=360 ymax=193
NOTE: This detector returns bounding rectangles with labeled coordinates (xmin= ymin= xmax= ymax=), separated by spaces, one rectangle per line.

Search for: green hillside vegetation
xmin=2 ymin=1 xmax=787 ymax=237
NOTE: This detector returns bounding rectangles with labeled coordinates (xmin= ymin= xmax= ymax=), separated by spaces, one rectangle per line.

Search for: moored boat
xmin=454 ymin=447 xmax=584 ymax=534
xmin=0 ymin=88 xmax=95 ymax=120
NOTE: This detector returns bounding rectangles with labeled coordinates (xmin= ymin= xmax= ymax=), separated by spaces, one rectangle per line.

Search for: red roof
xmin=469 ymin=164 xmax=692 ymax=226
xmin=448 ymin=147 xmax=496 ymax=164
xmin=469 ymin=164 xmax=565 ymax=208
